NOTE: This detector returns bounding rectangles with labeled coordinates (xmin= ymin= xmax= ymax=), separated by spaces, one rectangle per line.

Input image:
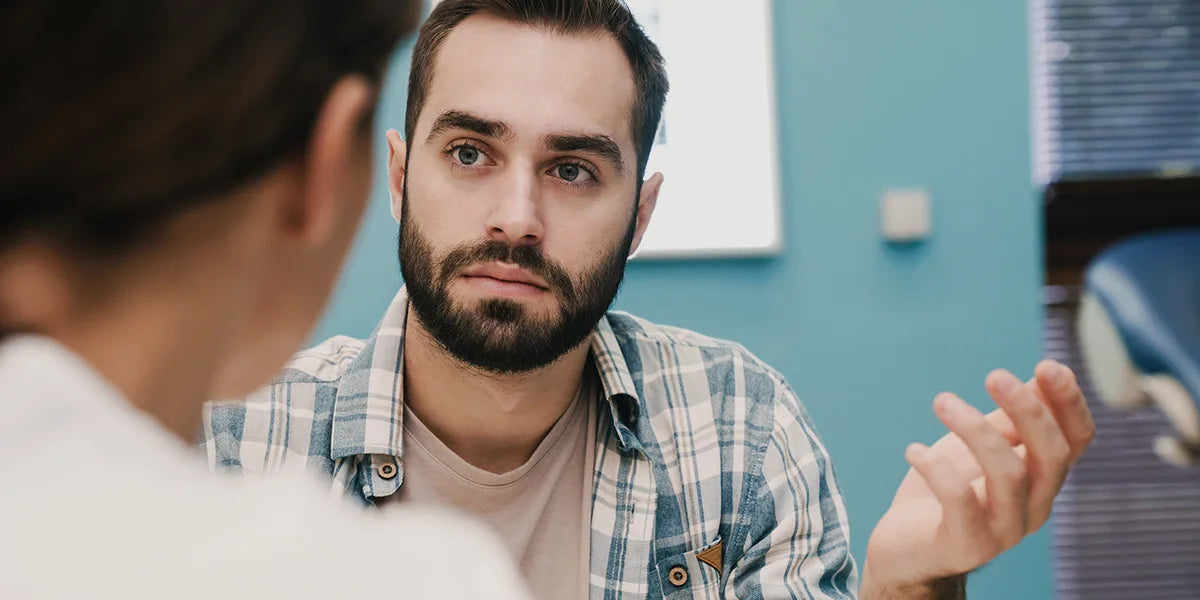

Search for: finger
xmin=931 ymin=406 xmax=1020 ymax=451
xmin=929 ymin=402 xmax=1020 ymax=481
xmin=933 ymin=393 xmax=1029 ymax=544
xmin=984 ymin=407 xmax=1020 ymax=445
xmin=905 ymin=442 xmax=989 ymax=537
xmin=1034 ymin=359 xmax=1096 ymax=462
xmin=987 ymin=369 xmax=1072 ymax=529
xmin=928 ymin=405 xmax=1020 ymax=480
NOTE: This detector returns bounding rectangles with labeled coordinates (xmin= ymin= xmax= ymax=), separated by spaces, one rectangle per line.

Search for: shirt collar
xmin=329 ymin=288 xmax=646 ymax=461
xmin=0 ymin=334 xmax=188 ymax=457
xmin=588 ymin=314 xmax=645 ymax=453
xmin=329 ymin=290 xmax=410 ymax=461
xmin=1 ymin=334 xmax=129 ymax=415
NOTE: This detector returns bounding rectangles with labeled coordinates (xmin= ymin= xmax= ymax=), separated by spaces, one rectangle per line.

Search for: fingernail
xmin=995 ymin=371 xmax=1019 ymax=395
xmin=1047 ymin=361 xmax=1068 ymax=387
xmin=934 ymin=393 xmax=956 ymax=414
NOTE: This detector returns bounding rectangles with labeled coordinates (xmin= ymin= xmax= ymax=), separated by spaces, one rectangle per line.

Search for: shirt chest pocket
xmin=656 ymin=537 xmax=724 ymax=600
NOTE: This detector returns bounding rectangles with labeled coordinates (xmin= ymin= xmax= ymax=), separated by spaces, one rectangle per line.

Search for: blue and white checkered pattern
xmin=202 ymin=289 xmax=858 ymax=599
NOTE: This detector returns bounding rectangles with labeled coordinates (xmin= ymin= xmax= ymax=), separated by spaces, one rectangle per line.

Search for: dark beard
xmin=397 ymin=185 xmax=634 ymax=375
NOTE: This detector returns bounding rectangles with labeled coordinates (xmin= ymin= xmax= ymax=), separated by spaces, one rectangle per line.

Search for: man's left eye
xmin=554 ymin=164 xmax=593 ymax=183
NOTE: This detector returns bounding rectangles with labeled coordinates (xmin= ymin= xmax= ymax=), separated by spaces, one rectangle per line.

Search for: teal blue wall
xmin=313 ymin=1 xmax=1046 ymax=597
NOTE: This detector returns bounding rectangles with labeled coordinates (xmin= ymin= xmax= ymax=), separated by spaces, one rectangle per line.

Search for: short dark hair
xmin=0 ymin=1 xmax=420 ymax=254
xmin=406 ymin=0 xmax=668 ymax=180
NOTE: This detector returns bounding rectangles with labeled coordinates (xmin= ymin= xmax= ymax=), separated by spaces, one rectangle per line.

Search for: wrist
xmin=860 ymin=566 xmax=966 ymax=600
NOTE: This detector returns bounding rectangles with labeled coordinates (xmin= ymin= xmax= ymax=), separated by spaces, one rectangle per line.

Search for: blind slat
xmin=1046 ymin=127 xmax=1200 ymax=139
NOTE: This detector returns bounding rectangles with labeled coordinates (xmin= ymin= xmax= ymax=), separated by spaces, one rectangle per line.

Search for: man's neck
xmin=402 ymin=307 xmax=591 ymax=474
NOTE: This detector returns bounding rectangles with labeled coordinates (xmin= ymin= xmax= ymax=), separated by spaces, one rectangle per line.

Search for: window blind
xmin=1032 ymin=0 xmax=1200 ymax=184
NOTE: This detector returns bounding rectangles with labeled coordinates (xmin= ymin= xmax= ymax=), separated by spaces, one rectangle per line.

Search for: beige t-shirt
xmin=393 ymin=373 xmax=599 ymax=600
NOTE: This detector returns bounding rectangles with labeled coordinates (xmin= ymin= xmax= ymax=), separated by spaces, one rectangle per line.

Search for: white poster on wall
xmin=624 ymin=0 xmax=782 ymax=258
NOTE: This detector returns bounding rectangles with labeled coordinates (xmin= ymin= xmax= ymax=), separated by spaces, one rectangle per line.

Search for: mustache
xmin=440 ymin=240 xmax=577 ymax=304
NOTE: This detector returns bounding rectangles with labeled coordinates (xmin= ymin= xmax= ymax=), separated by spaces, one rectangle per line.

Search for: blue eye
xmin=455 ymin=146 xmax=480 ymax=165
xmin=557 ymin=164 xmax=580 ymax=181
xmin=553 ymin=162 xmax=595 ymax=184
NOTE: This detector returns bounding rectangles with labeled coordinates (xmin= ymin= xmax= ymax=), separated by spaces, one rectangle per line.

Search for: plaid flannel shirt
xmin=202 ymin=289 xmax=859 ymax=599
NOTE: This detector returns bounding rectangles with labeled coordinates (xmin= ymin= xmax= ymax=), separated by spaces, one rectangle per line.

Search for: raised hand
xmin=861 ymin=360 xmax=1095 ymax=599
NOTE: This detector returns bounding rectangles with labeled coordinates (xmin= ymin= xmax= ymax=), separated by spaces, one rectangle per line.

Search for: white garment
xmin=0 ymin=335 xmax=530 ymax=600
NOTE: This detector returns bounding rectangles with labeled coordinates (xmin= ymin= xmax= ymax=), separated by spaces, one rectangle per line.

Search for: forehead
xmin=422 ymin=14 xmax=637 ymax=149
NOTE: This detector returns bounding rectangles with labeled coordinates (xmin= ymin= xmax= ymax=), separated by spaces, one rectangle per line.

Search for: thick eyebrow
xmin=425 ymin=110 xmax=513 ymax=143
xmin=545 ymin=133 xmax=625 ymax=175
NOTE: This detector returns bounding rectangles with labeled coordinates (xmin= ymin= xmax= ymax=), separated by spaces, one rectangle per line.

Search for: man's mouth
xmin=459 ymin=262 xmax=551 ymax=296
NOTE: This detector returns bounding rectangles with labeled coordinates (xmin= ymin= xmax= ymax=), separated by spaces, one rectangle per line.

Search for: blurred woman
xmin=0 ymin=2 xmax=526 ymax=597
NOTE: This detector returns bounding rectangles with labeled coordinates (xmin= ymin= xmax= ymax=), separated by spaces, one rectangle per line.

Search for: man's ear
xmin=291 ymin=74 xmax=374 ymax=243
xmin=386 ymin=129 xmax=407 ymax=223
xmin=627 ymin=172 xmax=663 ymax=258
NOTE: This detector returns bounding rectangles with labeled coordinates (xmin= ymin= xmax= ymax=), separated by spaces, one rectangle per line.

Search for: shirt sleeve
xmin=728 ymin=376 xmax=860 ymax=599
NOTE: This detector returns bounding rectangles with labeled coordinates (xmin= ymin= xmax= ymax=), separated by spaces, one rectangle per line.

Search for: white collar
xmin=0 ymin=333 xmax=187 ymax=457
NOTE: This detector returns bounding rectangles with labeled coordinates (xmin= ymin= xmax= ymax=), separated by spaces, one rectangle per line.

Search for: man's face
xmin=395 ymin=14 xmax=657 ymax=374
